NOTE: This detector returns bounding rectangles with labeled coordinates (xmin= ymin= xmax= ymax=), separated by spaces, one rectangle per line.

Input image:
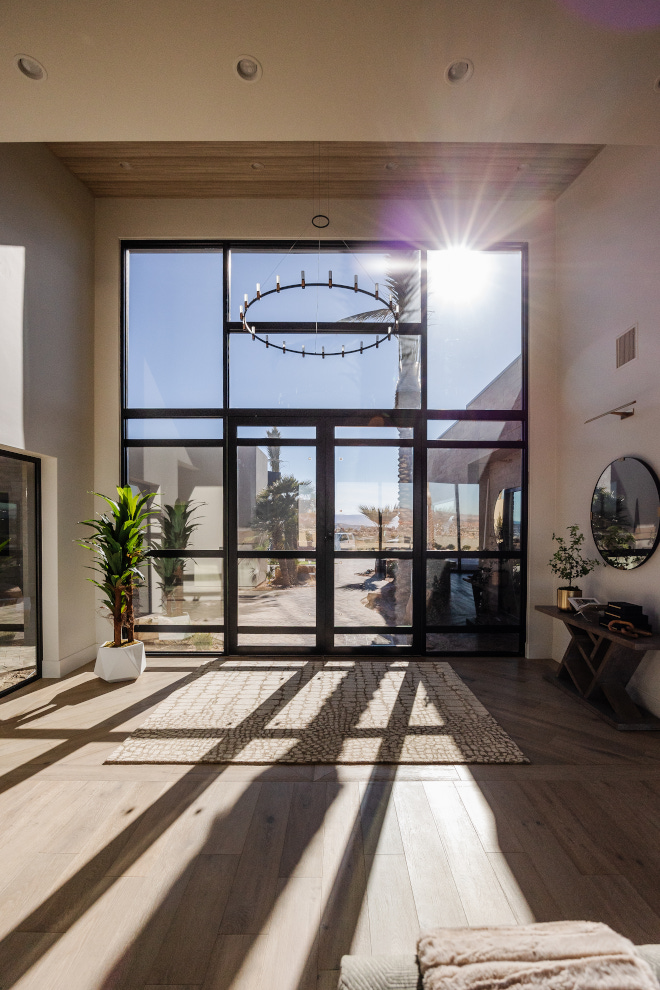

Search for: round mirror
xmin=591 ymin=457 xmax=660 ymax=569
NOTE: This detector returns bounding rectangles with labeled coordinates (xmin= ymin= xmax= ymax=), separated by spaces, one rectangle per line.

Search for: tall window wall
xmin=122 ymin=242 xmax=526 ymax=656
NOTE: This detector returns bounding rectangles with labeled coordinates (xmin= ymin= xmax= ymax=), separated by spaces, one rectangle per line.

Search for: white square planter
xmin=94 ymin=641 xmax=146 ymax=682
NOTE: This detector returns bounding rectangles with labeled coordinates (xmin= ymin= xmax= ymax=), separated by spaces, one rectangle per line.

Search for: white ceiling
xmin=1 ymin=0 xmax=659 ymax=145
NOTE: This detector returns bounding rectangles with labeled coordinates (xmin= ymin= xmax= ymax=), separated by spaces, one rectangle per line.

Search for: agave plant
xmin=151 ymin=499 xmax=202 ymax=615
xmin=78 ymin=486 xmax=155 ymax=647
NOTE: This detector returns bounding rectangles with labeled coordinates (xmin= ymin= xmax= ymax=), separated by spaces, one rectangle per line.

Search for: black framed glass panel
xmin=427 ymin=448 xmax=522 ymax=552
xmin=237 ymin=445 xmax=316 ymax=551
xmin=427 ymin=249 xmax=523 ymax=411
xmin=0 ymin=452 xmax=40 ymax=694
xmin=230 ymin=247 xmax=421 ymax=322
xmin=126 ymin=249 xmax=223 ymax=409
xmin=127 ymin=446 xmax=224 ymax=551
xmin=230 ymin=333 xmax=421 ymax=409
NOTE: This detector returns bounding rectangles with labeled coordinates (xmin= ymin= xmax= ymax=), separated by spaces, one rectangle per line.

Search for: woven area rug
xmin=106 ymin=659 xmax=529 ymax=765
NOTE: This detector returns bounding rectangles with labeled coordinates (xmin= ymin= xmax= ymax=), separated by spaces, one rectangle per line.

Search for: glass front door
xmin=227 ymin=416 xmax=419 ymax=653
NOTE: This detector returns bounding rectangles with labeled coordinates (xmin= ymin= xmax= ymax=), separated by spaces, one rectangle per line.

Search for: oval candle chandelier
xmin=239 ymin=272 xmax=400 ymax=357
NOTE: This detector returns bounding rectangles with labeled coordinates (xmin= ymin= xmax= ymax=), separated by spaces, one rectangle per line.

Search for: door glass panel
xmin=335 ymin=446 xmax=413 ymax=550
xmin=230 ymin=248 xmax=421 ymax=322
xmin=127 ymin=250 xmax=223 ymax=408
xmin=237 ymin=446 xmax=316 ymax=550
xmin=238 ymin=633 xmax=316 ymax=647
xmin=427 ymin=249 xmax=522 ymax=410
xmin=426 ymin=558 xmax=521 ymax=626
xmin=0 ymin=455 xmax=39 ymax=692
xmin=427 ymin=448 xmax=522 ymax=551
xmin=427 ymin=420 xmax=522 ymax=441
xmin=128 ymin=447 xmax=224 ymax=550
xmin=237 ymin=557 xmax=316 ymax=627
xmin=230 ymin=333 xmax=421 ymax=409
xmin=335 ymin=558 xmax=412 ymax=628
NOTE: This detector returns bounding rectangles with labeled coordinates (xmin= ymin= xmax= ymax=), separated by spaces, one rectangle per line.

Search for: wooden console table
xmin=536 ymin=605 xmax=660 ymax=730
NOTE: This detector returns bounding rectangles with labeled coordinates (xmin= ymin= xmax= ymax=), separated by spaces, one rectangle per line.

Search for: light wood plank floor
xmin=1 ymin=656 xmax=660 ymax=990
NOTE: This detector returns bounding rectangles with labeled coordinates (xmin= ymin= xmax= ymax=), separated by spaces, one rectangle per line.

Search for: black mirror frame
xmin=591 ymin=456 xmax=660 ymax=570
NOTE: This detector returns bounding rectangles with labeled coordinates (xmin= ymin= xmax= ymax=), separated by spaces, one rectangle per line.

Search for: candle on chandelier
xmin=302 ymin=344 xmax=305 ymax=357
xmin=301 ymin=270 xmax=305 ymax=288
xmin=328 ymin=270 xmax=333 ymax=287
xmin=341 ymin=344 xmax=345 ymax=358
xmin=375 ymin=283 xmax=379 ymax=299
xmin=256 ymin=283 xmax=261 ymax=299
xmin=283 ymin=340 xmax=286 ymax=354
xmin=276 ymin=275 xmax=280 ymax=292
xmin=354 ymin=275 xmax=358 ymax=291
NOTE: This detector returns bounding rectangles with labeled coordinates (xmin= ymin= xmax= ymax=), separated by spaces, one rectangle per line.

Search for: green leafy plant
xmin=548 ymin=524 xmax=599 ymax=588
xmin=151 ymin=499 xmax=202 ymax=615
xmin=78 ymin=486 xmax=155 ymax=647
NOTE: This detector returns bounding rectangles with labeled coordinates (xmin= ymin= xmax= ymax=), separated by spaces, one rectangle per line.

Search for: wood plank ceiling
xmin=47 ymin=141 xmax=603 ymax=200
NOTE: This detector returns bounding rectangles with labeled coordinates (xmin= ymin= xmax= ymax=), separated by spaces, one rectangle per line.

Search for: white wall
xmin=96 ymin=194 xmax=558 ymax=656
xmin=0 ymin=143 xmax=96 ymax=674
xmin=555 ymin=145 xmax=660 ymax=713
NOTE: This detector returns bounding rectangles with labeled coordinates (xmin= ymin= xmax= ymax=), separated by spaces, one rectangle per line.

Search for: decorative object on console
xmin=600 ymin=600 xmax=652 ymax=636
xmin=548 ymin=524 xmax=600 ymax=610
xmin=591 ymin=457 xmax=660 ymax=570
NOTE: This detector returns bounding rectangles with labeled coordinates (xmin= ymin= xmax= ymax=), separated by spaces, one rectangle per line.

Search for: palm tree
xmin=358 ymin=504 xmax=398 ymax=576
xmin=253 ymin=475 xmax=311 ymax=587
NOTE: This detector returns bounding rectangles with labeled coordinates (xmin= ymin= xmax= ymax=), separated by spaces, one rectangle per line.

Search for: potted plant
xmin=79 ymin=486 xmax=155 ymax=681
xmin=548 ymin=524 xmax=599 ymax=610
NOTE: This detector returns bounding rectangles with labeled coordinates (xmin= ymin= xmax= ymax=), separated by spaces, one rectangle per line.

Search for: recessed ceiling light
xmin=444 ymin=58 xmax=474 ymax=85
xmin=385 ymin=162 xmax=399 ymax=171
xmin=235 ymin=55 xmax=262 ymax=83
xmin=655 ymin=76 xmax=660 ymax=92
xmin=250 ymin=161 xmax=265 ymax=170
xmin=119 ymin=162 xmax=133 ymax=170
xmin=517 ymin=163 xmax=530 ymax=171
xmin=15 ymin=53 xmax=47 ymax=81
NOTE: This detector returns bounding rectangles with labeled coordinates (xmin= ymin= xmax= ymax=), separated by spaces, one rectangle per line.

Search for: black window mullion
xmin=319 ymin=417 xmax=334 ymax=653
xmin=417 ymin=415 xmax=427 ymax=654
xmin=226 ymin=416 xmax=238 ymax=654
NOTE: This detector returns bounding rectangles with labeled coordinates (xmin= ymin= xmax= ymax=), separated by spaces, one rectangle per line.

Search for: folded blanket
xmin=417 ymin=921 xmax=660 ymax=990
xmin=338 ymin=954 xmax=422 ymax=990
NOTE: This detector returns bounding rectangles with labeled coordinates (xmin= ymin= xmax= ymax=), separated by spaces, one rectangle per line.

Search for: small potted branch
xmin=79 ymin=486 xmax=155 ymax=681
xmin=548 ymin=524 xmax=599 ymax=611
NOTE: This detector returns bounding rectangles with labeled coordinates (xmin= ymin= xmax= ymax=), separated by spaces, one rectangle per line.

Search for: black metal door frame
xmin=226 ymin=409 xmax=424 ymax=655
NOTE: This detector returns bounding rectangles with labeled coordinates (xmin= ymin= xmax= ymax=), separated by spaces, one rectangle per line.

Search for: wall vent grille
xmin=616 ymin=326 xmax=637 ymax=368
